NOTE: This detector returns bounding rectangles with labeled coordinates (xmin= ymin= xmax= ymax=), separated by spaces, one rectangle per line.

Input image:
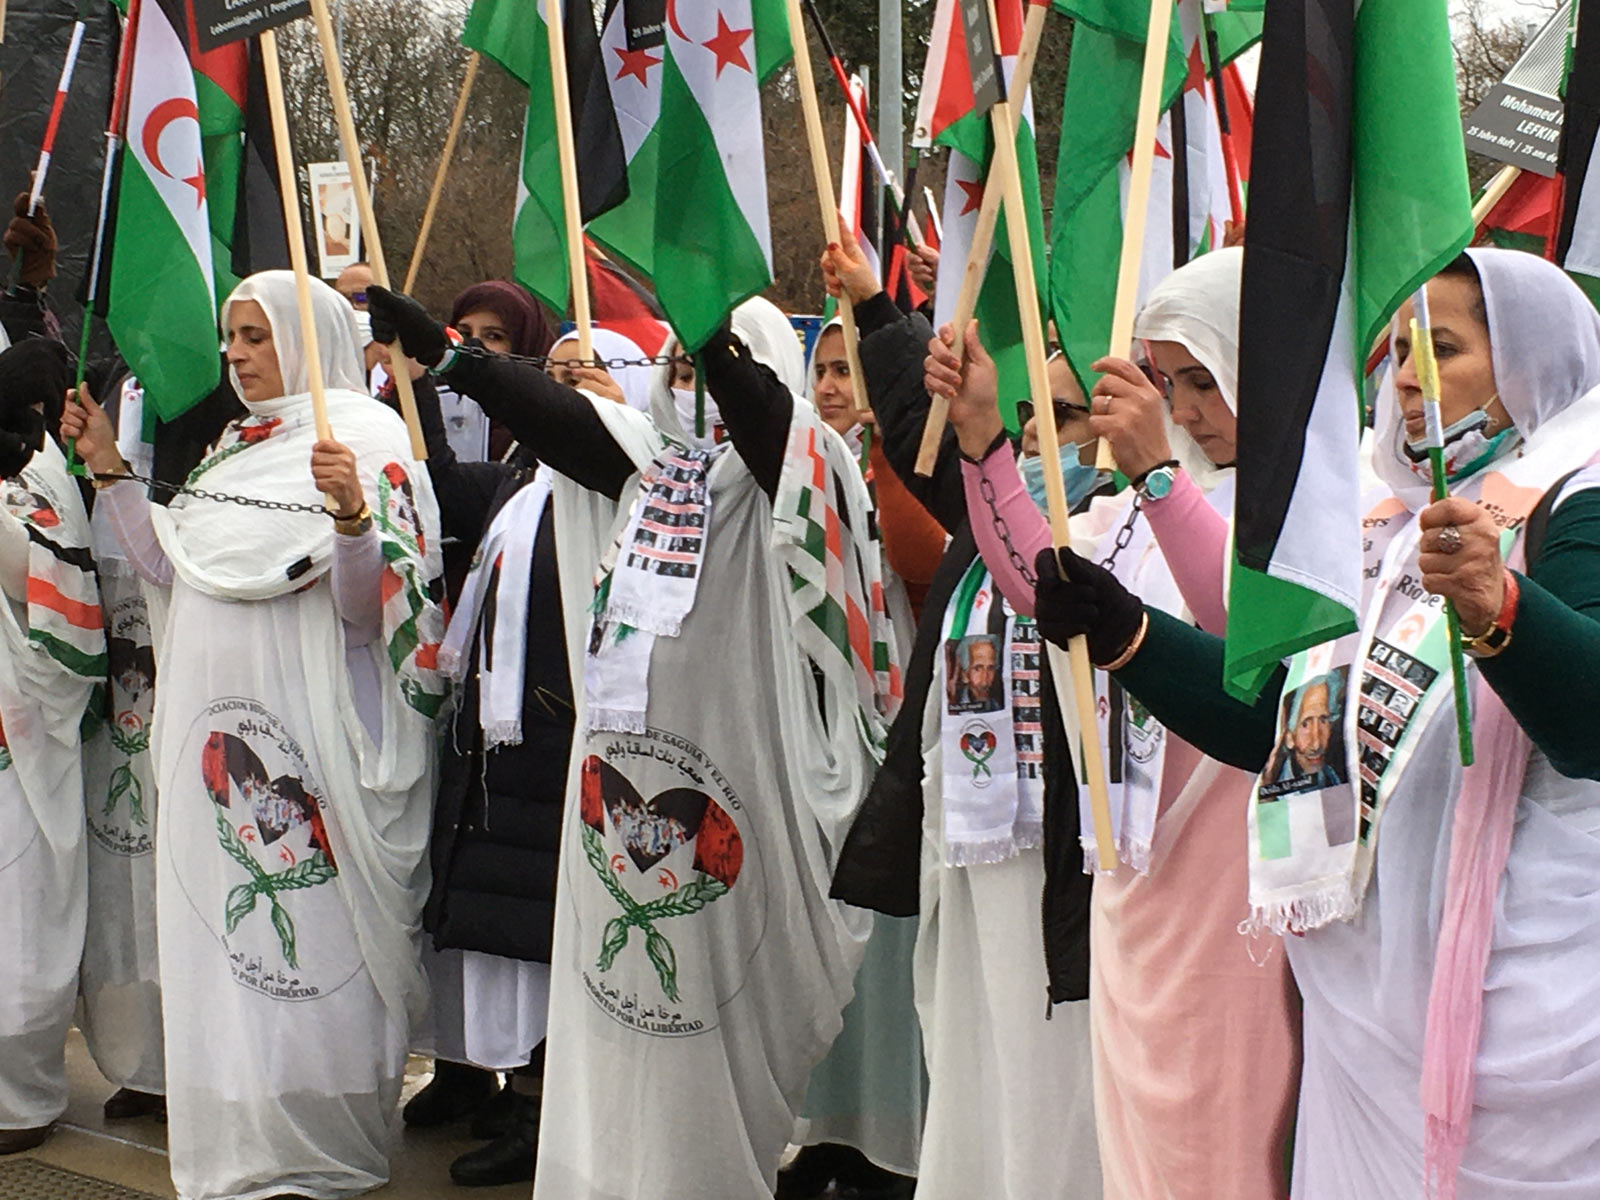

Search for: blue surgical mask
xmin=1022 ymin=443 xmax=1106 ymax=513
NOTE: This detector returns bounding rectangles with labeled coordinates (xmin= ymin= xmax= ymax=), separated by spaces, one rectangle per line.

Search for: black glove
xmin=0 ymin=418 xmax=42 ymax=479
xmin=366 ymin=285 xmax=447 ymax=367
xmin=1032 ymin=545 xmax=1146 ymax=667
xmin=4 ymin=193 xmax=57 ymax=288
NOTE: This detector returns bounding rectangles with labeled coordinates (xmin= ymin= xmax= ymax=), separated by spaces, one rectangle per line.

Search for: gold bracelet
xmin=91 ymin=459 xmax=130 ymax=490
xmin=1100 ymin=611 xmax=1150 ymax=672
xmin=332 ymin=504 xmax=372 ymax=537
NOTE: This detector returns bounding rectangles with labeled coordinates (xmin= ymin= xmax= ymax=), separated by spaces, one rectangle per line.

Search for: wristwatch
xmin=1134 ymin=460 xmax=1180 ymax=502
xmin=1462 ymin=568 xmax=1519 ymax=660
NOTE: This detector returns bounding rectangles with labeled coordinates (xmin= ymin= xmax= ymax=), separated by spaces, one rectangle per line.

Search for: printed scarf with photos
xmin=1245 ymin=473 xmax=1544 ymax=937
xmin=938 ymin=557 xmax=1045 ymax=866
xmin=585 ymin=446 xmax=721 ymax=733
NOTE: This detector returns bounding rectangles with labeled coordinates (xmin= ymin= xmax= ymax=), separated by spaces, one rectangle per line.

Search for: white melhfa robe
xmin=78 ymin=498 xmax=166 ymax=1095
xmin=536 ymin=305 xmax=897 ymax=1199
xmin=0 ymin=439 xmax=103 ymax=1129
xmin=148 ymin=372 xmax=443 ymax=1196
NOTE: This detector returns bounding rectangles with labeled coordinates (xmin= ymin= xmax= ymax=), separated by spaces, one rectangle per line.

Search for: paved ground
xmin=1 ymin=1031 xmax=529 ymax=1199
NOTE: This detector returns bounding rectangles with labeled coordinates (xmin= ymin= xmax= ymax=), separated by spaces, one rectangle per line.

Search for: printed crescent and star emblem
xmin=142 ymin=96 xmax=206 ymax=207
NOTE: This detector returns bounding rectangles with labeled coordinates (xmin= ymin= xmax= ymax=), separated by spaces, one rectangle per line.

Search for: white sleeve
xmin=0 ymin=508 xmax=27 ymax=603
xmin=331 ymin=525 xmax=384 ymax=646
xmin=97 ymin=480 xmax=175 ymax=587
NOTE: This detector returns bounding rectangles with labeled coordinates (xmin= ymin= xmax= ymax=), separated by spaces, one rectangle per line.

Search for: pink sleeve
xmin=961 ymin=444 xmax=1050 ymax=618
xmin=1142 ymin=469 xmax=1230 ymax=634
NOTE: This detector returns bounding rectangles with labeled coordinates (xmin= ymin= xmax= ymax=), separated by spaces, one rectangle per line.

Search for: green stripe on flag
xmin=1224 ymin=563 xmax=1357 ymax=703
xmin=107 ymin=163 xmax=223 ymax=421
xmin=29 ymin=630 xmax=110 ymax=679
xmin=590 ymin=124 xmax=662 ymax=278
xmin=651 ymin=53 xmax=770 ymax=351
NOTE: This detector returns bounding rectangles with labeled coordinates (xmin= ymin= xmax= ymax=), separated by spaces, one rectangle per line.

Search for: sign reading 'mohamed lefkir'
xmin=192 ymin=0 xmax=310 ymax=52
xmin=1462 ymin=2 xmax=1571 ymax=177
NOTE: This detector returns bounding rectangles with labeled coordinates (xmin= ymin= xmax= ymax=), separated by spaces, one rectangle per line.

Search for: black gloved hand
xmin=1032 ymin=545 xmax=1146 ymax=667
xmin=0 ymin=420 xmax=42 ymax=479
xmin=4 ymin=193 xmax=57 ymax=288
xmin=366 ymin=285 xmax=447 ymax=367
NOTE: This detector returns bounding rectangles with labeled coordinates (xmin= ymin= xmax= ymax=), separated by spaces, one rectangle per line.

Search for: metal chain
xmin=447 ymin=343 xmax=688 ymax=372
xmin=94 ymin=470 xmax=336 ymax=518
xmin=977 ymin=472 xmax=1039 ymax=589
xmin=1098 ymin=496 xmax=1143 ymax=575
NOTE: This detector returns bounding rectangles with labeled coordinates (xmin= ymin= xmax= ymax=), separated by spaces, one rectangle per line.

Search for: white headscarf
xmin=221 ymin=270 xmax=367 ymax=405
xmin=650 ymin=296 xmax=806 ymax=449
xmin=1372 ymin=247 xmax=1600 ymax=507
xmin=550 ymin=327 xmax=655 ymax=414
xmin=1132 ymin=246 xmax=1241 ymax=491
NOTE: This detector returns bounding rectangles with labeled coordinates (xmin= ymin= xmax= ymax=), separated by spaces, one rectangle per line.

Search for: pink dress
xmin=963 ymin=449 xmax=1301 ymax=1200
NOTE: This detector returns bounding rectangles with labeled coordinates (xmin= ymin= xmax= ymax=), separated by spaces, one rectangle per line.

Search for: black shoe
xmin=0 ymin=1124 xmax=53 ymax=1155
xmin=449 ymin=1090 xmax=539 ymax=1187
xmin=402 ymin=1061 xmax=499 ymax=1129
xmin=776 ymin=1142 xmax=849 ymax=1200
xmin=468 ymin=1082 xmax=515 ymax=1140
xmin=836 ymin=1158 xmax=917 ymax=1200
xmin=103 ymin=1088 xmax=165 ymax=1122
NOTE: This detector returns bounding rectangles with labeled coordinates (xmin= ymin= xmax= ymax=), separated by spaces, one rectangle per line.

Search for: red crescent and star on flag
xmin=662 ymin=2 xmax=754 ymax=78
xmin=142 ymin=97 xmax=206 ymax=207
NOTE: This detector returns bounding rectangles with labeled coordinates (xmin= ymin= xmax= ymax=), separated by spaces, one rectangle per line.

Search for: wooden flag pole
xmin=260 ymin=29 xmax=334 ymax=478
xmin=404 ymin=52 xmax=479 ymax=294
xmin=542 ymin=0 xmax=593 ymax=358
xmin=977 ymin=0 xmax=1117 ymax=871
xmin=1471 ymin=164 xmax=1521 ymax=227
xmin=1099 ymin=0 xmax=1175 ymax=470
xmin=784 ymin=0 xmax=868 ymax=419
xmin=307 ymin=0 xmax=427 ymax=460
xmin=912 ymin=0 xmax=1047 ymax=477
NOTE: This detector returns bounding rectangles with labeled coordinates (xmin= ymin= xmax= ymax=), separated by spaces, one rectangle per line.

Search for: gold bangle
xmin=1100 ymin=611 xmax=1150 ymax=672
xmin=92 ymin=459 xmax=130 ymax=490
xmin=333 ymin=504 xmax=372 ymax=537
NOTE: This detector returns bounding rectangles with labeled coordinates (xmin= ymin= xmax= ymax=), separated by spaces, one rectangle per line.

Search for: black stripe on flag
xmin=233 ymin=38 xmax=290 ymax=278
xmin=1555 ymin=0 xmax=1599 ymax=266
xmin=1234 ymin=0 xmax=1354 ymax=574
xmin=570 ymin=0 xmax=628 ymax=223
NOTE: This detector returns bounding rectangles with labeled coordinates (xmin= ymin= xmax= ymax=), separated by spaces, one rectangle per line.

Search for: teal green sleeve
xmin=1480 ymin=486 xmax=1600 ymax=780
xmin=1112 ymin=608 xmax=1284 ymax=773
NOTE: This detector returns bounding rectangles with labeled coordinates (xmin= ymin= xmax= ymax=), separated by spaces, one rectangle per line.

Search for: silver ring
xmin=1437 ymin=524 xmax=1463 ymax=554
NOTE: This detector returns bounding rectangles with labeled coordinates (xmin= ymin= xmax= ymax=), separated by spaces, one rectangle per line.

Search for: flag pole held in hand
xmin=542 ymin=0 xmax=594 ymax=358
xmin=405 ymin=52 xmax=479 ymax=295
xmin=1099 ymin=0 xmax=1176 ymax=472
xmin=70 ymin=0 xmax=140 ymax=477
xmin=912 ymin=0 xmax=1048 ymax=478
xmin=971 ymin=0 xmax=1118 ymax=872
xmin=783 ymin=0 xmax=869 ymax=422
xmin=260 ymin=29 xmax=336 ymax=510
xmin=1410 ymin=284 xmax=1476 ymax=767
xmin=307 ymin=0 xmax=427 ymax=460
xmin=9 ymin=0 xmax=91 ymax=291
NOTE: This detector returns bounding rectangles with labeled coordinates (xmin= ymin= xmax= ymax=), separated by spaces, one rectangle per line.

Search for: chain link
xmin=95 ymin=470 xmax=337 ymax=518
xmin=977 ymin=473 xmax=1039 ymax=589
xmin=1098 ymin=496 xmax=1143 ymax=575
xmin=447 ymin=343 xmax=689 ymax=373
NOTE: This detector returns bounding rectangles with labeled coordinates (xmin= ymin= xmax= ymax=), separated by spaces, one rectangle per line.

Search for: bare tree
xmin=1452 ymin=0 xmax=1560 ymax=191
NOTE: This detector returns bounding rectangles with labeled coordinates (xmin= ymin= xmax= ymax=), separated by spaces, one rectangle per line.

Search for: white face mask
xmin=672 ymin=386 xmax=723 ymax=449
xmin=1402 ymin=405 xmax=1519 ymax=484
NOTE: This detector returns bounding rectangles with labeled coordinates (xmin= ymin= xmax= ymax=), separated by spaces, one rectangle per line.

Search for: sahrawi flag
xmin=588 ymin=0 xmax=790 ymax=309
xmin=1225 ymin=0 xmax=1473 ymax=699
xmin=1048 ymin=0 xmax=1262 ymax=400
xmin=107 ymin=0 xmax=230 ymax=421
xmin=916 ymin=0 xmax=1045 ymax=428
xmin=464 ymin=0 xmax=628 ymax=315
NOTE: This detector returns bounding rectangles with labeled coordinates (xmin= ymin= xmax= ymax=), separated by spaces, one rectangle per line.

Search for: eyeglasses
xmin=1016 ymin=397 xmax=1091 ymax=428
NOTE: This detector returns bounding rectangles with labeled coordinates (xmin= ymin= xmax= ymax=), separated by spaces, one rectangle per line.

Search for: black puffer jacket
xmin=829 ymin=293 xmax=1092 ymax=1008
xmin=413 ymin=374 xmax=574 ymax=963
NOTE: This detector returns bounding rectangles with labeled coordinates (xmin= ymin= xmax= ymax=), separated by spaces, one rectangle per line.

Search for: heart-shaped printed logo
xmin=960 ymin=730 xmax=997 ymax=758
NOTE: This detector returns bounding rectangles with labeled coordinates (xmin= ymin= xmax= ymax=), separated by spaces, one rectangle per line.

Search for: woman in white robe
xmin=64 ymin=272 xmax=443 ymax=1200
xmin=0 ymin=341 xmax=104 ymax=1152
